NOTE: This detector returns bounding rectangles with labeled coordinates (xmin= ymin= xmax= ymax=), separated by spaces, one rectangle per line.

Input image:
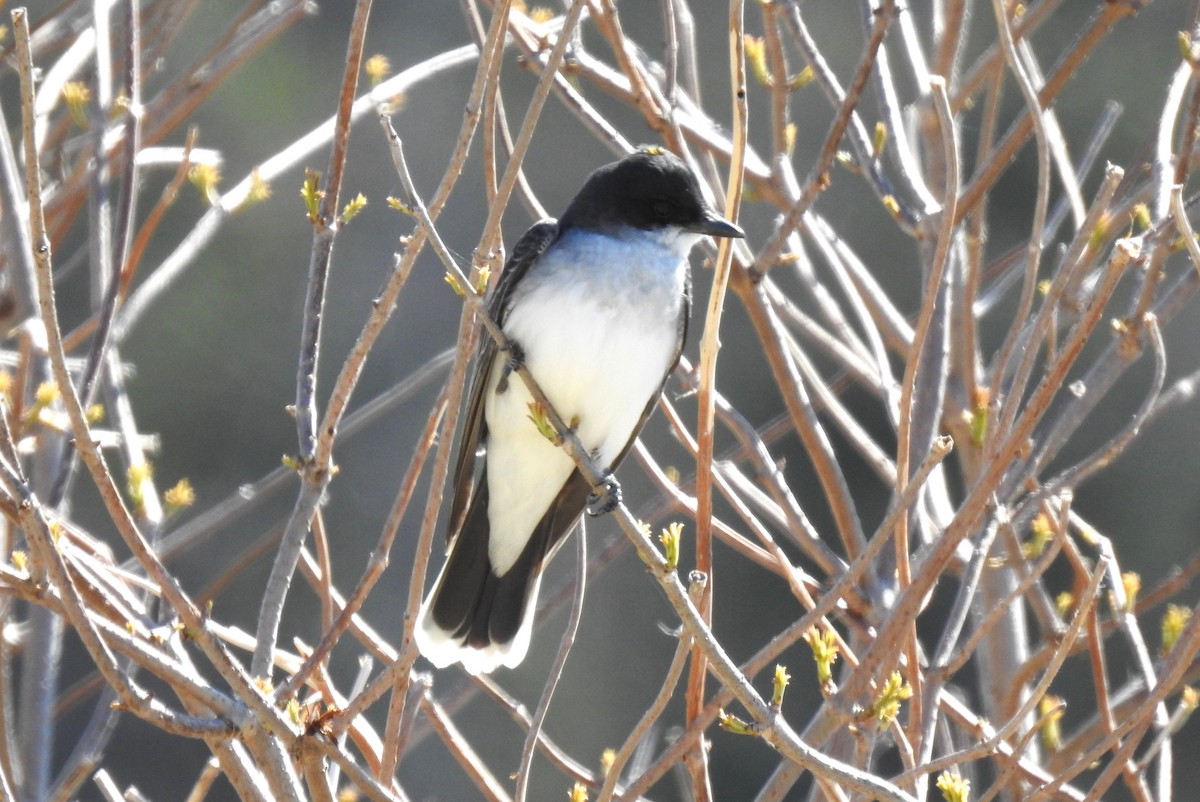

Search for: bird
xmin=415 ymin=147 xmax=744 ymax=673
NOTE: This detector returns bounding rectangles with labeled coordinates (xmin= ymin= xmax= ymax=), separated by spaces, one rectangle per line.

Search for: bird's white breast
xmin=483 ymin=227 xmax=693 ymax=574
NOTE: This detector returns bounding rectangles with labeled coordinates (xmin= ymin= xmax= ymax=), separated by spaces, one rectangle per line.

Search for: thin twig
xmin=685 ymin=0 xmax=748 ymax=793
xmin=252 ymin=0 xmax=376 ymax=679
xmin=514 ymin=520 xmax=587 ymax=802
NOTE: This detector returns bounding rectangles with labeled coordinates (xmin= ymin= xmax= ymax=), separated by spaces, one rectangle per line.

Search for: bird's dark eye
xmin=652 ymin=199 xmax=674 ymax=219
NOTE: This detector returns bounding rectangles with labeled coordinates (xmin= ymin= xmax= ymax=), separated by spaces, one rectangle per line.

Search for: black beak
xmin=689 ymin=210 xmax=745 ymax=239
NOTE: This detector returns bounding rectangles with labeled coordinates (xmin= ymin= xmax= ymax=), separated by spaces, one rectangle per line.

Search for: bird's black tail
xmin=415 ymin=468 xmax=590 ymax=673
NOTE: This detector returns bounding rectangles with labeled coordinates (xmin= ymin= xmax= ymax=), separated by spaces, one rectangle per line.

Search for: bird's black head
xmin=559 ymin=148 xmax=744 ymax=239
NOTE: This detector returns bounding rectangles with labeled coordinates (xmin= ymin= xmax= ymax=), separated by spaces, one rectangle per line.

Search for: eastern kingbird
xmin=415 ymin=148 xmax=744 ymax=673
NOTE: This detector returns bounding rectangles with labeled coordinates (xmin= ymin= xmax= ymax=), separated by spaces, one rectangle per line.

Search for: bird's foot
xmin=495 ymin=339 xmax=525 ymax=395
xmin=587 ymin=474 xmax=622 ymax=517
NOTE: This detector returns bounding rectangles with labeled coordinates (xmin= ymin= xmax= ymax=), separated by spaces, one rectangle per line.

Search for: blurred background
xmin=8 ymin=1 xmax=1200 ymax=800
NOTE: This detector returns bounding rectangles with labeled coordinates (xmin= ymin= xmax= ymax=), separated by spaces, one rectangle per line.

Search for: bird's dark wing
xmin=482 ymin=468 xmax=592 ymax=645
xmin=446 ymin=219 xmax=561 ymax=540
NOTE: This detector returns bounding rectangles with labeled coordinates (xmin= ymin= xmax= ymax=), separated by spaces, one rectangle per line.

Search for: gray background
xmin=14 ymin=1 xmax=1200 ymax=800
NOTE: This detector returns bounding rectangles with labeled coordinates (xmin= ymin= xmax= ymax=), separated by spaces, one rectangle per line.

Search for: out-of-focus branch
xmin=252 ymin=0 xmax=375 ymax=679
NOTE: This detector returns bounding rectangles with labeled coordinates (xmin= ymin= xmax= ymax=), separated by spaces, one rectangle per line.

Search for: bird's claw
xmin=587 ymin=475 xmax=622 ymax=517
xmin=496 ymin=340 xmax=526 ymax=395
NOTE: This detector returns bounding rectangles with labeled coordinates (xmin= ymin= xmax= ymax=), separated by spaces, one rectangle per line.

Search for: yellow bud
xmin=189 ymin=163 xmax=222 ymax=205
xmin=1163 ymin=604 xmax=1191 ymax=654
xmin=658 ymin=522 xmax=683 ymax=572
xmin=787 ymin=66 xmax=814 ymax=90
xmin=1038 ymin=694 xmax=1064 ymax=751
xmin=342 ymin=193 xmax=368 ymax=223
xmin=34 ymin=382 xmax=59 ymax=407
xmin=1132 ymin=203 xmax=1151 ymax=231
xmin=1180 ymin=31 xmax=1199 ymax=65
xmin=872 ymin=121 xmax=888 ymax=158
xmin=300 ymin=168 xmax=324 ymax=222
xmin=286 ymin=697 xmax=302 ymax=725
xmin=718 ymin=709 xmax=755 ymax=735
xmin=803 ymin=626 xmax=839 ymax=685
xmin=881 ymin=195 xmax=901 ymax=219
xmin=771 ymin=664 xmax=791 ymax=708
xmin=164 ymin=479 xmax=196 ymax=513
xmin=870 ymin=670 xmax=912 ymax=729
xmin=784 ymin=123 xmax=797 ymax=157
xmin=128 ymin=461 xmax=152 ymax=487
xmin=745 ymin=35 xmax=770 ymax=87
xmin=935 ymin=771 xmax=971 ymax=802
xmin=62 ymin=81 xmax=91 ymax=128
xmin=244 ymin=169 xmax=272 ymax=207
xmin=526 ymin=400 xmax=559 ymax=443
xmin=365 ymin=54 xmax=391 ymax=85
xmin=1121 ymin=572 xmax=1141 ymax=611
xmin=1055 ymin=591 xmax=1075 ymax=618
xmin=474 ymin=266 xmax=492 ymax=295
xmin=1024 ymin=512 xmax=1053 ymax=558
